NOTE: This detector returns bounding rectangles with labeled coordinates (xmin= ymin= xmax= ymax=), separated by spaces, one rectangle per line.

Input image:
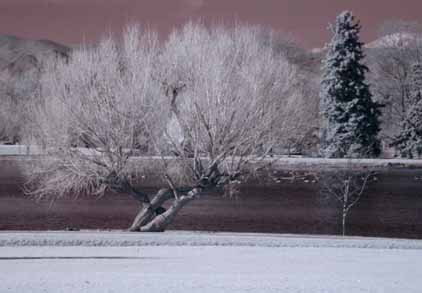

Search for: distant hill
xmin=309 ymin=33 xmax=422 ymax=59
xmin=366 ymin=33 xmax=421 ymax=49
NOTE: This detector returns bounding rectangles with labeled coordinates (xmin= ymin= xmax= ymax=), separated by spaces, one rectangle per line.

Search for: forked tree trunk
xmin=128 ymin=204 xmax=155 ymax=232
xmin=128 ymin=188 xmax=198 ymax=232
xmin=139 ymin=196 xmax=194 ymax=232
xmin=129 ymin=188 xmax=172 ymax=231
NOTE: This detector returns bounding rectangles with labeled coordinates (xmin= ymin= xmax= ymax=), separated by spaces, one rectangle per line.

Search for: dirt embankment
xmin=1 ymin=157 xmax=422 ymax=239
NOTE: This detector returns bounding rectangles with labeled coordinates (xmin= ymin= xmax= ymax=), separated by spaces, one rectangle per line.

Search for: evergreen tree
xmin=320 ymin=11 xmax=383 ymax=158
xmin=391 ymin=63 xmax=422 ymax=158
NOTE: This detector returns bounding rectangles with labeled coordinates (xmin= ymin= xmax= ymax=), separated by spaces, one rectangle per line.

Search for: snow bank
xmin=2 ymin=150 xmax=422 ymax=174
xmin=1 ymin=231 xmax=422 ymax=249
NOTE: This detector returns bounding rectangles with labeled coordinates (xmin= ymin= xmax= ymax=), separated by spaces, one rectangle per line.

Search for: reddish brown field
xmin=1 ymin=158 xmax=422 ymax=239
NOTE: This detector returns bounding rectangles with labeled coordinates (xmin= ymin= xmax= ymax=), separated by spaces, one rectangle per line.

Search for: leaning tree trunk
xmin=129 ymin=188 xmax=199 ymax=232
xmin=129 ymin=188 xmax=172 ymax=231
xmin=139 ymin=195 xmax=194 ymax=232
xmin=129 ymin=203 xmax=155 ymax=232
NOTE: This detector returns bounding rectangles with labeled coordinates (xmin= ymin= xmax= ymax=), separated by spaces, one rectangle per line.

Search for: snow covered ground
xmin=1 ymin=232 xmax=422 ymax=292
xmin=2 ymin=145 xmax=422 ymax=169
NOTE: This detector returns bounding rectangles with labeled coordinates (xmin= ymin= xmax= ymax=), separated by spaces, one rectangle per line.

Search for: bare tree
xmin=25 ymin=24 xmax=295 ymax=232
xmin=0 ymin=85 xmax=20 ymax=143
xmin=0 ymin=36 xmax=69 ymax=145
xmin=133 ymin=23 xmax=295 ymax=231
xmin=25 ymin=26 xmax=165 ymax=228
xmin=319 ymin=163 xmax=376 ymax=236
xmin=0 ymin=65 xmax=41 ymax=144
xmin=367 ymin=20 xmax=422 ymax=144
xmin=254 ymin=26 xmax=320 ymax=155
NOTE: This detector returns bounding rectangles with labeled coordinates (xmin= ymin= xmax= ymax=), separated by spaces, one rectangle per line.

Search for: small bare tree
xmin=318 ymin=163 xmax=376 ymax=236
xmin=25 ymin=24 xmax=295 ymax=232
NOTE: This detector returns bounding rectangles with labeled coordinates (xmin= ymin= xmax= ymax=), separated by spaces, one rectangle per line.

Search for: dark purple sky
xmin=0 ymin=0 xmax=421 ymax=48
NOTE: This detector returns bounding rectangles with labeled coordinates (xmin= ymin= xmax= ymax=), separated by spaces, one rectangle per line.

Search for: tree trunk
xmin=128 ymin=188 xmax=173 ymax=231
xmin=342 ymin=209 xmax=347 ymax=236
xmin=139 ymin=195 xmax=194 ymax=232
xmin=128 ymin=203 xmax=155 ymax=232
xmin=128 ymin=188 xmax=197 ymax=232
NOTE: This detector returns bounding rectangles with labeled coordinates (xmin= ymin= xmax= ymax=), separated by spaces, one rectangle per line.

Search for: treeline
xmin=1 ymin=13 xmax=422 ymax=158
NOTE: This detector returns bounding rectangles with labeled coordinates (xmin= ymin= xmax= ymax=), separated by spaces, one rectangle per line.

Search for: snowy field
xmin=1 ymin=232 xmax=422 ymax=293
